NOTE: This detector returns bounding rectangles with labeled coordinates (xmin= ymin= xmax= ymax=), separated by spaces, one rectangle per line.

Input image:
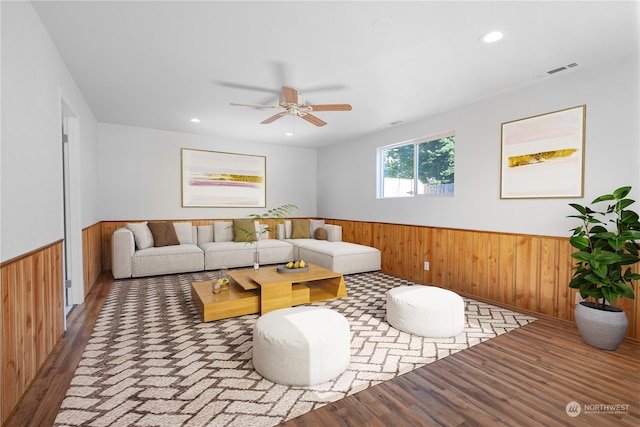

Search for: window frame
xmin=377 ymin=130 xmax=455 ymax=199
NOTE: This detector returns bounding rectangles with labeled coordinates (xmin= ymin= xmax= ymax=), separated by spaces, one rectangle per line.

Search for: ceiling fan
xmin=230 ymin=86 xmax=352 ymax=127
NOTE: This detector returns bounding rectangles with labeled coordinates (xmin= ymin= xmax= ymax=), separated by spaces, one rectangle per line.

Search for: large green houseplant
xmin=568 ymin=186 xmax=640 ymax=350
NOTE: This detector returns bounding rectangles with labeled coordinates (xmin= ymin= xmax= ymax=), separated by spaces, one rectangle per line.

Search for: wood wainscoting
xmin=325 ymin=219 xmax=639 ymax=340
xmin=82 ymin=223 xmax=103 ymax=299
xmin=1 ymin=222 xmax=103 ymax=425
xmin=0 ymin=242 xmax=65 ymax=426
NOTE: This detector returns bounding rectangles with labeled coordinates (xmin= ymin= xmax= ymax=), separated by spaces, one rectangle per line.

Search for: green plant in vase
xmin=232 ymin=204 xmax=298 ymax=269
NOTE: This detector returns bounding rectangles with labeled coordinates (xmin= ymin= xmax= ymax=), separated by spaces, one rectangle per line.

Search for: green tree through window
xmin=379 ymin=133 xmax=455 ymax=197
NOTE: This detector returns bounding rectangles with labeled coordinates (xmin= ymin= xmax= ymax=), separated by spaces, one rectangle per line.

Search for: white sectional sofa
xmin=112 ymin=219 xmax=381 ymax=279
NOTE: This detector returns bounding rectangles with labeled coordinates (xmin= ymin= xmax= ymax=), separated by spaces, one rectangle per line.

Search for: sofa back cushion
xmin=126 ymin=222 xmax=154 ymax=249
xmin=173 ymin=222 xmax=194 ymax=244
xmin=214 ymin=221 xmax=233 ymax=242
xmin=197 ymin=225 xmax=214 ymax=245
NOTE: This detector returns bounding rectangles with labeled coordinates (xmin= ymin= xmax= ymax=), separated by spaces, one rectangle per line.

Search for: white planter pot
xmin=574 ymin=302 xmax=629 ymax=351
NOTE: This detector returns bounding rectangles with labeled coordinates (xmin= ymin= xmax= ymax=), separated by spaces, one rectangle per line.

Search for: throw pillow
xmin=314 ymin=227 xmax=328 ymax=240
xmin=291 ymin=219 xmax=311 ymax=239
xmin=172 ymin=222 xmax=193 ymax=244
xmin=233 ymin=218 xmax=257 ymax=242
xmin=214 ymin=221 xmax=233 ymax=242
xmin=148 ymin=222 xmax=180 ymax=247
xmin=126 ymin=222 xmax=154 ymax=249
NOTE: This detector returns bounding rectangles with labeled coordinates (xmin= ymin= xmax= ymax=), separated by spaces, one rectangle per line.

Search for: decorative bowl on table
xmin=277 ymin=261 xmax=309 ymax=273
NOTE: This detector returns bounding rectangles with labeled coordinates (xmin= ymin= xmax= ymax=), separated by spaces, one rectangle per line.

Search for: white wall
xmin=98 ymin=124 xmax=317 ymax=220
xmin=317 ymin=54 xmax=640 ymax=237
xmin=1 ymin=1 xmax=99 ymax=262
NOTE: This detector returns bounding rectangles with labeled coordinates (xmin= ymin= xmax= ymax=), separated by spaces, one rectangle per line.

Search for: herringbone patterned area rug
xmin=55 ymin=271 xmax=536 ymax=427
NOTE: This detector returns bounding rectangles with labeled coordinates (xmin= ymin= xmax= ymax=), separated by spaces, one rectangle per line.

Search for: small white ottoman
xmin=252 ymin=306 xmax=351 ymax=386
xmin=386 ymin=285 xmax=465 ymax=337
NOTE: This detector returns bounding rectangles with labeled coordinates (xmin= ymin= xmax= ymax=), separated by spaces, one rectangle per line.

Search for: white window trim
xmin=377 ymin=130 xmax=455 ymax=199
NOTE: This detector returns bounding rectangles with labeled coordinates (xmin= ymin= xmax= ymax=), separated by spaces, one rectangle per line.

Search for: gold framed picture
xmin=181 ymin=148 xmax=266 ymax=207
xmin=500 ymin=105 xmax=586 ymax=199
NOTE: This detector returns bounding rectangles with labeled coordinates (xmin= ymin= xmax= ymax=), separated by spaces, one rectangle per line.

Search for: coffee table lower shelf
xmin=191 ymin=281 xmax=260 ymax=322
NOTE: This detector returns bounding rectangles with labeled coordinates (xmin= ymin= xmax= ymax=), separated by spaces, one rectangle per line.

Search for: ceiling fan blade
xmin=300 ymin=113 xmax=327 ymax=127
xmin=281 ymin=86 xmax=299 ymax=105
xmin=260 ymin=112 xmax=287 ymax=124
xmin=309 ymin=104 xmax=352 ymax=112
xmin=230 ymin=102 xmax=278 ymax=109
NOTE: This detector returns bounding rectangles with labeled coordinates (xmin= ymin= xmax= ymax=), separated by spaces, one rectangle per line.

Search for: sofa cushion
xmin=291 ymin=219 xmax=311 ymax=239
xmin=200 ymin=239 xmax=294 ymax=270
xmin=197 ymin=225 xmax=214 ymax=245
xmin=298 ymin=241 xmax=381 ymax=275
xmin=173 ymin=222 xmax=193 ymax=244
xmin=314 ymin=227 xmax=328 ymax=240
xmin=284 ymin=220 xmax=292 ymax=239
xmin=233 ymin=218 xmax=257 ymax=242
xmin=126 ymin=222 xmax=154 ymax=249
xmin=257 ymin=223 xmax=270 ymax=240
xmin=214 ymin=221 xmax=233 ymax=242
xmin=131 ymin=244 xmax=204 ymax=277
xmin=148 ymin=222 xmax=180 ymax=247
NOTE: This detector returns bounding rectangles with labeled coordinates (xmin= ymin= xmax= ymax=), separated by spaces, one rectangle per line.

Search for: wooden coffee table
xmin=191 ymin=264 xmax=347 ymax=322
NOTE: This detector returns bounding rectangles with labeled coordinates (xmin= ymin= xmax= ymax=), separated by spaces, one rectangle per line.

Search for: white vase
xmin=253 ymin=252 xmax=260 ymax=270
xmin=574 ymin=302 xmax=628 ymax=351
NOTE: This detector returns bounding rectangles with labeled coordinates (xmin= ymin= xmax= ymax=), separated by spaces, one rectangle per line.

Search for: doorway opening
xmin=61 ymin=98 xmax=84 ymax=324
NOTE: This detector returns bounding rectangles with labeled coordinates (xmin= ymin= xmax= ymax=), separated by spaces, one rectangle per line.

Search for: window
xmin=378 ymin=132 xmax=455 ymax=198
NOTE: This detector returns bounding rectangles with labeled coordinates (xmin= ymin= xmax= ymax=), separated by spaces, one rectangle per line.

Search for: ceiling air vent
xmin=535 ymin=62 xmax=580 ymax=79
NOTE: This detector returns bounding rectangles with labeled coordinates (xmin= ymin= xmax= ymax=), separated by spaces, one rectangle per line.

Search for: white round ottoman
xmin=252 ymin=306 xmax=351 ymax=386
xmin=386 ymin=285 xmax=465 ymax=337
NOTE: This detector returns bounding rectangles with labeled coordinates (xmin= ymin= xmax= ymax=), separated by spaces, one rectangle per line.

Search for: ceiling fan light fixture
xmin=480 ymin=30 xmax=504 ymax=44
xmin=232 ymin=86 xmax=351 ymax=128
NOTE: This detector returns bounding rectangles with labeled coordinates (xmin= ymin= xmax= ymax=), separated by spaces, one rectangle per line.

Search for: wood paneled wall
xmin=1 ymin=223 xmax=103 ymax=425
xmin=1 ymin=242 xmax=64 ymax=426
xmin=326 ymin=219 xmax=639 ymax=340
xmin=82 ymin=223 xmax=103 ymax=298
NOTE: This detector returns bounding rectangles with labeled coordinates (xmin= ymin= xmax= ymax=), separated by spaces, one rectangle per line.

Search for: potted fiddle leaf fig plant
xmin=233 ymin=204 xmax=298 ymax=269
xmin=568 ymin=186 xmax=640 ymax=350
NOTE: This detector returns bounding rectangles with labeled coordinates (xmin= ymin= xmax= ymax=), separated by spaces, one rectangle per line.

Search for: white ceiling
xmin=32 ymin=1 xmax=639 ymax=149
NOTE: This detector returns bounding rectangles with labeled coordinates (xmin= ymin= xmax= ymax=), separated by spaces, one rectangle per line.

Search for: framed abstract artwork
xmin=500 ymin=105 xmax=586 ymax=199
xmin=181 ymin=148 xmax=266 ymax=207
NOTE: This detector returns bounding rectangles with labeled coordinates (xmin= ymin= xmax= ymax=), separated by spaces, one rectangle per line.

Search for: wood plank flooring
xmin=5 ymin=273 xmax=639 ymax=427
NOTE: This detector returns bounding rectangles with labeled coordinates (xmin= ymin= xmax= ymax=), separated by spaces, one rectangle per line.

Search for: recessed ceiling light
xmin=284 ymin=132 xmax=294 ymax=136
xmin=480 ymin=31 xmax=504 ymax=44
xmin=190 ymin=118 xmax=201 ymax=123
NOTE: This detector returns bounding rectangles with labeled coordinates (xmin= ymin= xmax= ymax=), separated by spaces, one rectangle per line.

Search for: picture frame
xmin=500 ymin=105 xmax=586 ymax=199
xmin=181 ymin=148 xmax=266 ymax=207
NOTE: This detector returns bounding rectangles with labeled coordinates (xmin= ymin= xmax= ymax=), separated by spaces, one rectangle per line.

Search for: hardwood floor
xmin=6 ymin=273 xmax=639 ymax=427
